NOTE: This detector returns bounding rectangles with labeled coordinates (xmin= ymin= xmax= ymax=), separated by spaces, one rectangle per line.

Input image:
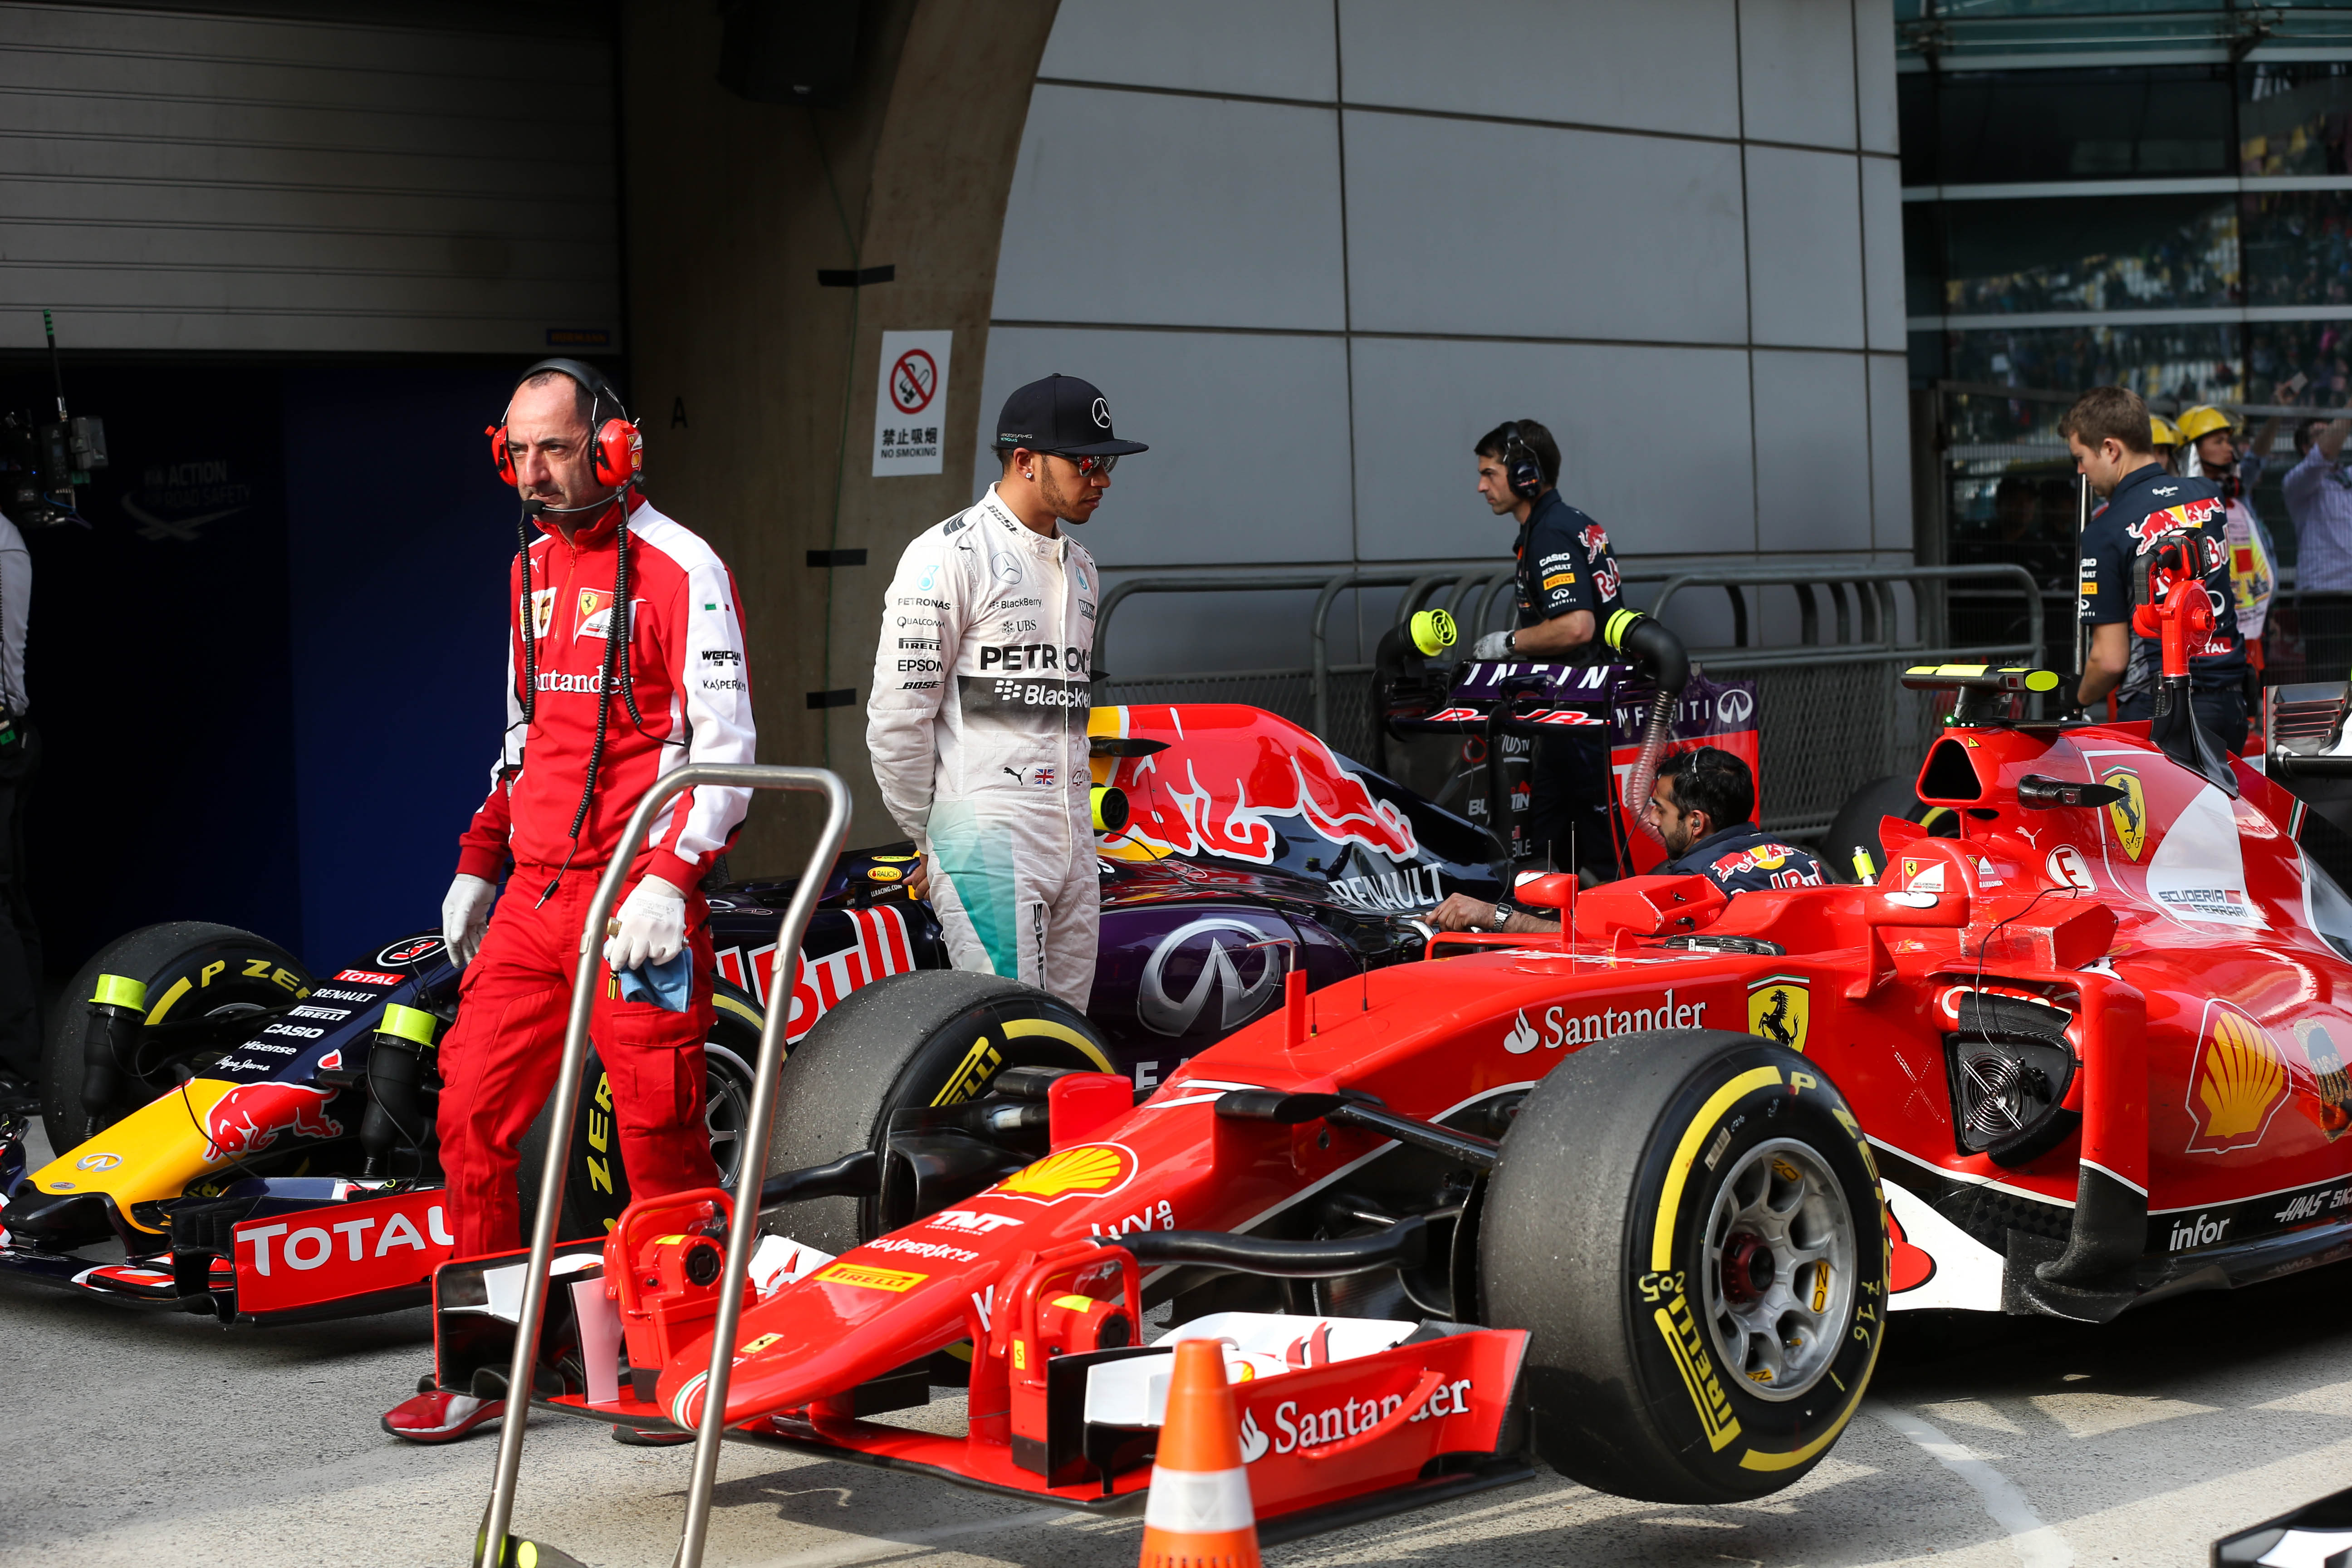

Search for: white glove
xmin=1472 ymin=630 xmax=1515 ymax=661
xmin=604 ymin=873 xmax=687 ymax=973
xmin=442 ymin=874 xmax=495 ymax=969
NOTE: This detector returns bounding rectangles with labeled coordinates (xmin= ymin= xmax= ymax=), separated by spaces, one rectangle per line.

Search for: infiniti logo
xmin=1138 ymin=917 xmax=1285 ymax=1036
xmin=1717 ymin=688 xmax=1754 ymax=724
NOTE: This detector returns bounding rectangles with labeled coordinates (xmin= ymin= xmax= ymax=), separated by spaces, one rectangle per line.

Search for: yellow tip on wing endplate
xmin=28 ymin=1078 xmax=242 ymax=1232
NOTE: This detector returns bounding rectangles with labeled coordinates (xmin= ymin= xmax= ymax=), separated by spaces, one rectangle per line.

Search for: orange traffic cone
xmin=1139 ymin=1338 xmax=1261 ymax=1568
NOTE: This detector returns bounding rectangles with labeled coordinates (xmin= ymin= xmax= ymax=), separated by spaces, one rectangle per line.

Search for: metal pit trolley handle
xmin=473 ymin=764 xmax=852 ymax=1568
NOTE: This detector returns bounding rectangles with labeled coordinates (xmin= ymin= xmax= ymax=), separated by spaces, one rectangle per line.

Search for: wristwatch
xmin=1488 ymin=902 xmax=1510 ymax=932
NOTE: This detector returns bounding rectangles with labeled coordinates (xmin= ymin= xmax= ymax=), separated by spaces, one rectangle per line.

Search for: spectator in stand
xmin=2287 ymin=409 xmax=2352 ymax=681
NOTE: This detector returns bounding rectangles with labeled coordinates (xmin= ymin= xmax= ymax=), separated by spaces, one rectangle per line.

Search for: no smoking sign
xmin=872 ymin=329 xmax=952 ymax=477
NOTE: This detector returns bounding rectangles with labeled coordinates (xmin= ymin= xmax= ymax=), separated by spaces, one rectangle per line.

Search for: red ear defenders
xmin=488 ymin=358 xmax=642 ymax=490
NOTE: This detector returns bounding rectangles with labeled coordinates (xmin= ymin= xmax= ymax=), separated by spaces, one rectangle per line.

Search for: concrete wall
xmin=622 ymin=0 xmax=1059 ymax=872
xmin=978 ymin=0 xmax=1910 ymax=675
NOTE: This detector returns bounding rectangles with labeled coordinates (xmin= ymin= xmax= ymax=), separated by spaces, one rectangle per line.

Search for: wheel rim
xmin=703 ymin=1042 xmax=754 ymax=1190
xmin=1700 ymin=1137 xmax=1857 ymax=1402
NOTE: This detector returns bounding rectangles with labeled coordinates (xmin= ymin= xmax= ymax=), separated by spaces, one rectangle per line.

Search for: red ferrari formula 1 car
xmin=445 ymin=549 xmax=2352 ymax=1559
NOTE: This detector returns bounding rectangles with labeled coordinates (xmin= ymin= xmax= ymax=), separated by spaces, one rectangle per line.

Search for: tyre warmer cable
xmin=536 ymin=497 xmax=642 ymax=904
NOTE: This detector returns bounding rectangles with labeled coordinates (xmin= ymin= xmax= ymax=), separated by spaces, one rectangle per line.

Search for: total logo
xmin=240 ymin=1205 xmax=451 ymax=1275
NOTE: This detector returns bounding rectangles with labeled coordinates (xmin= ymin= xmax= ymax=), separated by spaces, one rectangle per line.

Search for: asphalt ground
xmin=5 ymin=1112 xmax=2347 ymax=1568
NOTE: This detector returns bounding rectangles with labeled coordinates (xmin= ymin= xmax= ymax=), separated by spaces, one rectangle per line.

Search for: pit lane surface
xmin=4 ymin=1114 xmax=2346 ymax=1568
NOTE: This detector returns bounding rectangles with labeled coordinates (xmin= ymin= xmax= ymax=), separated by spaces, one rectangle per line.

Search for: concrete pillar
xmin=621 ymin=0 xmax=1058 ymax=875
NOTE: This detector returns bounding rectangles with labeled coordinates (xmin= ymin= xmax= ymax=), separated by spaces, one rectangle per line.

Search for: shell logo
xmin=2185 ymin=999 xmax=2290 ymax=1154
xmin=993 ymin=1142 xmax=1137 ymax=1205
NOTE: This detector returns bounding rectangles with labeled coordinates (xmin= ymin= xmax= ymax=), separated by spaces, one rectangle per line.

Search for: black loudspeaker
xmin=716 ymin=0 xmax=862 ymax=108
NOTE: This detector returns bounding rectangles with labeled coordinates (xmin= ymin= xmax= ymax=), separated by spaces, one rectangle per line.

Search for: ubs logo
xmin=1138 ymin=917 xmax=1285 ymax=1036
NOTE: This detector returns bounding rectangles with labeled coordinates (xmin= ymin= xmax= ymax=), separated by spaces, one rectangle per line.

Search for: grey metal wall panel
xmin=0 ymin=1 xmax=618 ymax=354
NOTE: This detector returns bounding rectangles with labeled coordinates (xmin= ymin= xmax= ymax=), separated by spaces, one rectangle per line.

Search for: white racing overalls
xmin=867 ymin=484 xmax=1099 ymax=1008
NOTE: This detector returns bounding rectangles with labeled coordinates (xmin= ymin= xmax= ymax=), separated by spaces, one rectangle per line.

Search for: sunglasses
xmin=1048 ymin=451 xmax=1118 ymax=477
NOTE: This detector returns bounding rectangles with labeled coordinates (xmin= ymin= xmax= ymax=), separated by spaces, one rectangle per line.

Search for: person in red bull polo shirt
xmin=381 ymin=360 xmax=755 ymax=1445
xmin=2065 ymin=384 xmax=2246 ymax=749
xmin=1466 ymin=418 xmax=1628 ymax=878
xmin=1426 ymin=748 xmax=1822 ymax=932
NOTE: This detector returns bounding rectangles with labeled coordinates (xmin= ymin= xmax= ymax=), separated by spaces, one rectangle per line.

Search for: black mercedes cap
xmin=993 ymin=373 xmax=1148 ymax=458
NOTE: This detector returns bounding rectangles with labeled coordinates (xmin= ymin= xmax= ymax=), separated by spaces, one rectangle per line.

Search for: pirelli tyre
xmin=1824 ymin=774 xmax=1960 ymax=884
xmin=764 ymin=970 xmax=1113 ymax=1257
xmin=43 ymin=921 xmax=312 ymax=1152
xmin=516 ymin=976 xmax=765 ymax=1242
xmin=1482 ymin=1028 xmax=1888 ymax=1504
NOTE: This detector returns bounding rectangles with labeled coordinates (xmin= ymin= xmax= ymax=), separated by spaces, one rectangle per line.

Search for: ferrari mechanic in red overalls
xmin=383 ymin=360 xmax=755 ymax=1444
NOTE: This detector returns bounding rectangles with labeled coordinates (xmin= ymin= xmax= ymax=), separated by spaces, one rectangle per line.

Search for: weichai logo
xmin=991 ymin=1142 xmax=1136 ymax=1205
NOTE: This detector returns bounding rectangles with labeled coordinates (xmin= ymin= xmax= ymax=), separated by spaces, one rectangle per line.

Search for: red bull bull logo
xmin=1109 ymin=706 xmax=1417 ymax=865
xmin=1578 ymin=522 xmax=1610 ymax=562
xmin=204 ymin=1082 xmax=343 ymax=1162
xmin=2127 ymin=496 xmax=2220 ymax=554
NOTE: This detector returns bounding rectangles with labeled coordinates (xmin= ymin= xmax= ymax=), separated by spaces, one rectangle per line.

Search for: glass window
xmin=2240 ymin=63 xmax=2352 ymax=177
xmin=1934 ymin=194 xmax=2239 ymax=315
xmin=1915 ymin=67 xmax=2235 ymax=186
xmin=2243 ymin=190 xmax=2352 ymax=309
xmin=1941 ymin=321 xmax=2244 ymax=403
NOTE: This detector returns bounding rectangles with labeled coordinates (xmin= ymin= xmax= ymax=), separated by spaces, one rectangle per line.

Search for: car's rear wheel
xmin=1481 ymin=1027 xmax=1888 ymax=1504
xmin=764 ymin=970 xmax=1112 ymax=1257
xmin=1824 ymin=773 xmax=1958 ymax=883
xmin=42 ymin=922 xmax=311 ymax=1156
xmin=516 ymin=977 xmax=764 ymax=1241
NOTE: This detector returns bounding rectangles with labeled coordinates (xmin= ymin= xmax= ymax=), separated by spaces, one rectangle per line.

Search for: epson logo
xmin=896 ymin=659 xmax=941 ymax=673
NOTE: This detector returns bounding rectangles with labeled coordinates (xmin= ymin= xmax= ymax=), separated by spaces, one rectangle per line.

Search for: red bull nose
xmin=204 ymin=1082 xmax=343 ymax=1162
xmin=1110 ymin=706 xmax=1417 ymax=865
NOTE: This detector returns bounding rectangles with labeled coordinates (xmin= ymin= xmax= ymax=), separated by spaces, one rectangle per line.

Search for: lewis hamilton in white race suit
xmin=867 ymin=374 xmax=1147 ymax=1008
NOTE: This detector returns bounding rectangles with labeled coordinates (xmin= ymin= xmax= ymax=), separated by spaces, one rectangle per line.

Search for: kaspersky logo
xmin=2185 ymin=999 xmax=2289 ymax=1154
xmin=991 ymin=1142 xmax=1137 ymax=1205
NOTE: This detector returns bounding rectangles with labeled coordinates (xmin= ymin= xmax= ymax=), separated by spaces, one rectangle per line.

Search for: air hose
xmin=1605 ymin=609 xmax=1692 ymax=845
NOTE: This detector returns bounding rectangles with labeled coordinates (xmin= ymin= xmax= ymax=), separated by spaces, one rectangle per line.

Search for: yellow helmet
xmin=2150 ymin=415 xmax=2183 ymax=450
xmin=2175 ymin=405 xmax=2239 ymax=443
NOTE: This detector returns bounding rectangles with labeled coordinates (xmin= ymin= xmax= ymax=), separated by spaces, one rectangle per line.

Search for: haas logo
xmin=204 ymin=1083 xmax=343 ymax=1162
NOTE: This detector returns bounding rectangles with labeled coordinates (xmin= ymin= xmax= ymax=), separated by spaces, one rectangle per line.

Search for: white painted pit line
xmin=1870 ymin=1400 xmax=2073 ymax=1568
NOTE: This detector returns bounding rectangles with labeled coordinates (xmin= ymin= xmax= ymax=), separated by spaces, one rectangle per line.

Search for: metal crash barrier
xmin=473 ymin=764 xmax=852 ymax=1568
xmin=1091 ymin=561 xmax=2042 ymax=840
xmin=1644 ymin=564 xmax=2043 ymax=837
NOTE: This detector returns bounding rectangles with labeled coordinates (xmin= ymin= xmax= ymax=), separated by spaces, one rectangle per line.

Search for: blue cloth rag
xmin=616 ymin=948 xmax=693 ymax=1012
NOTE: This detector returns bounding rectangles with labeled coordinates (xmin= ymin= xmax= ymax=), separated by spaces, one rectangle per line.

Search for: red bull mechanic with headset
xmin=1467 ymin=418 xmax=1629 ymax=877
xmin=868 ymin=375 xmax=1144 ymax=1008
xmin=2065 ymin=385 xmax=2248 ymax=749
xmin=383 ymin=361 xmax=756 ymax=1444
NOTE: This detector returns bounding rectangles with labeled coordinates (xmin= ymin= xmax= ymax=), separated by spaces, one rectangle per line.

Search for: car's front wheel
xmin=1481 ymin=1027 xmax=1889 ymax=1503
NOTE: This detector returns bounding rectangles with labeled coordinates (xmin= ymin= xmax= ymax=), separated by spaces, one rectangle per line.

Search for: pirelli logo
xmin=933 ymin=1035 xmax=1002 ymax=1107
xmin=813 ymin=1262 xmax=928 ymax=1293
xmin=1654 ymin=1292 xmax=1740 ymax=1450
